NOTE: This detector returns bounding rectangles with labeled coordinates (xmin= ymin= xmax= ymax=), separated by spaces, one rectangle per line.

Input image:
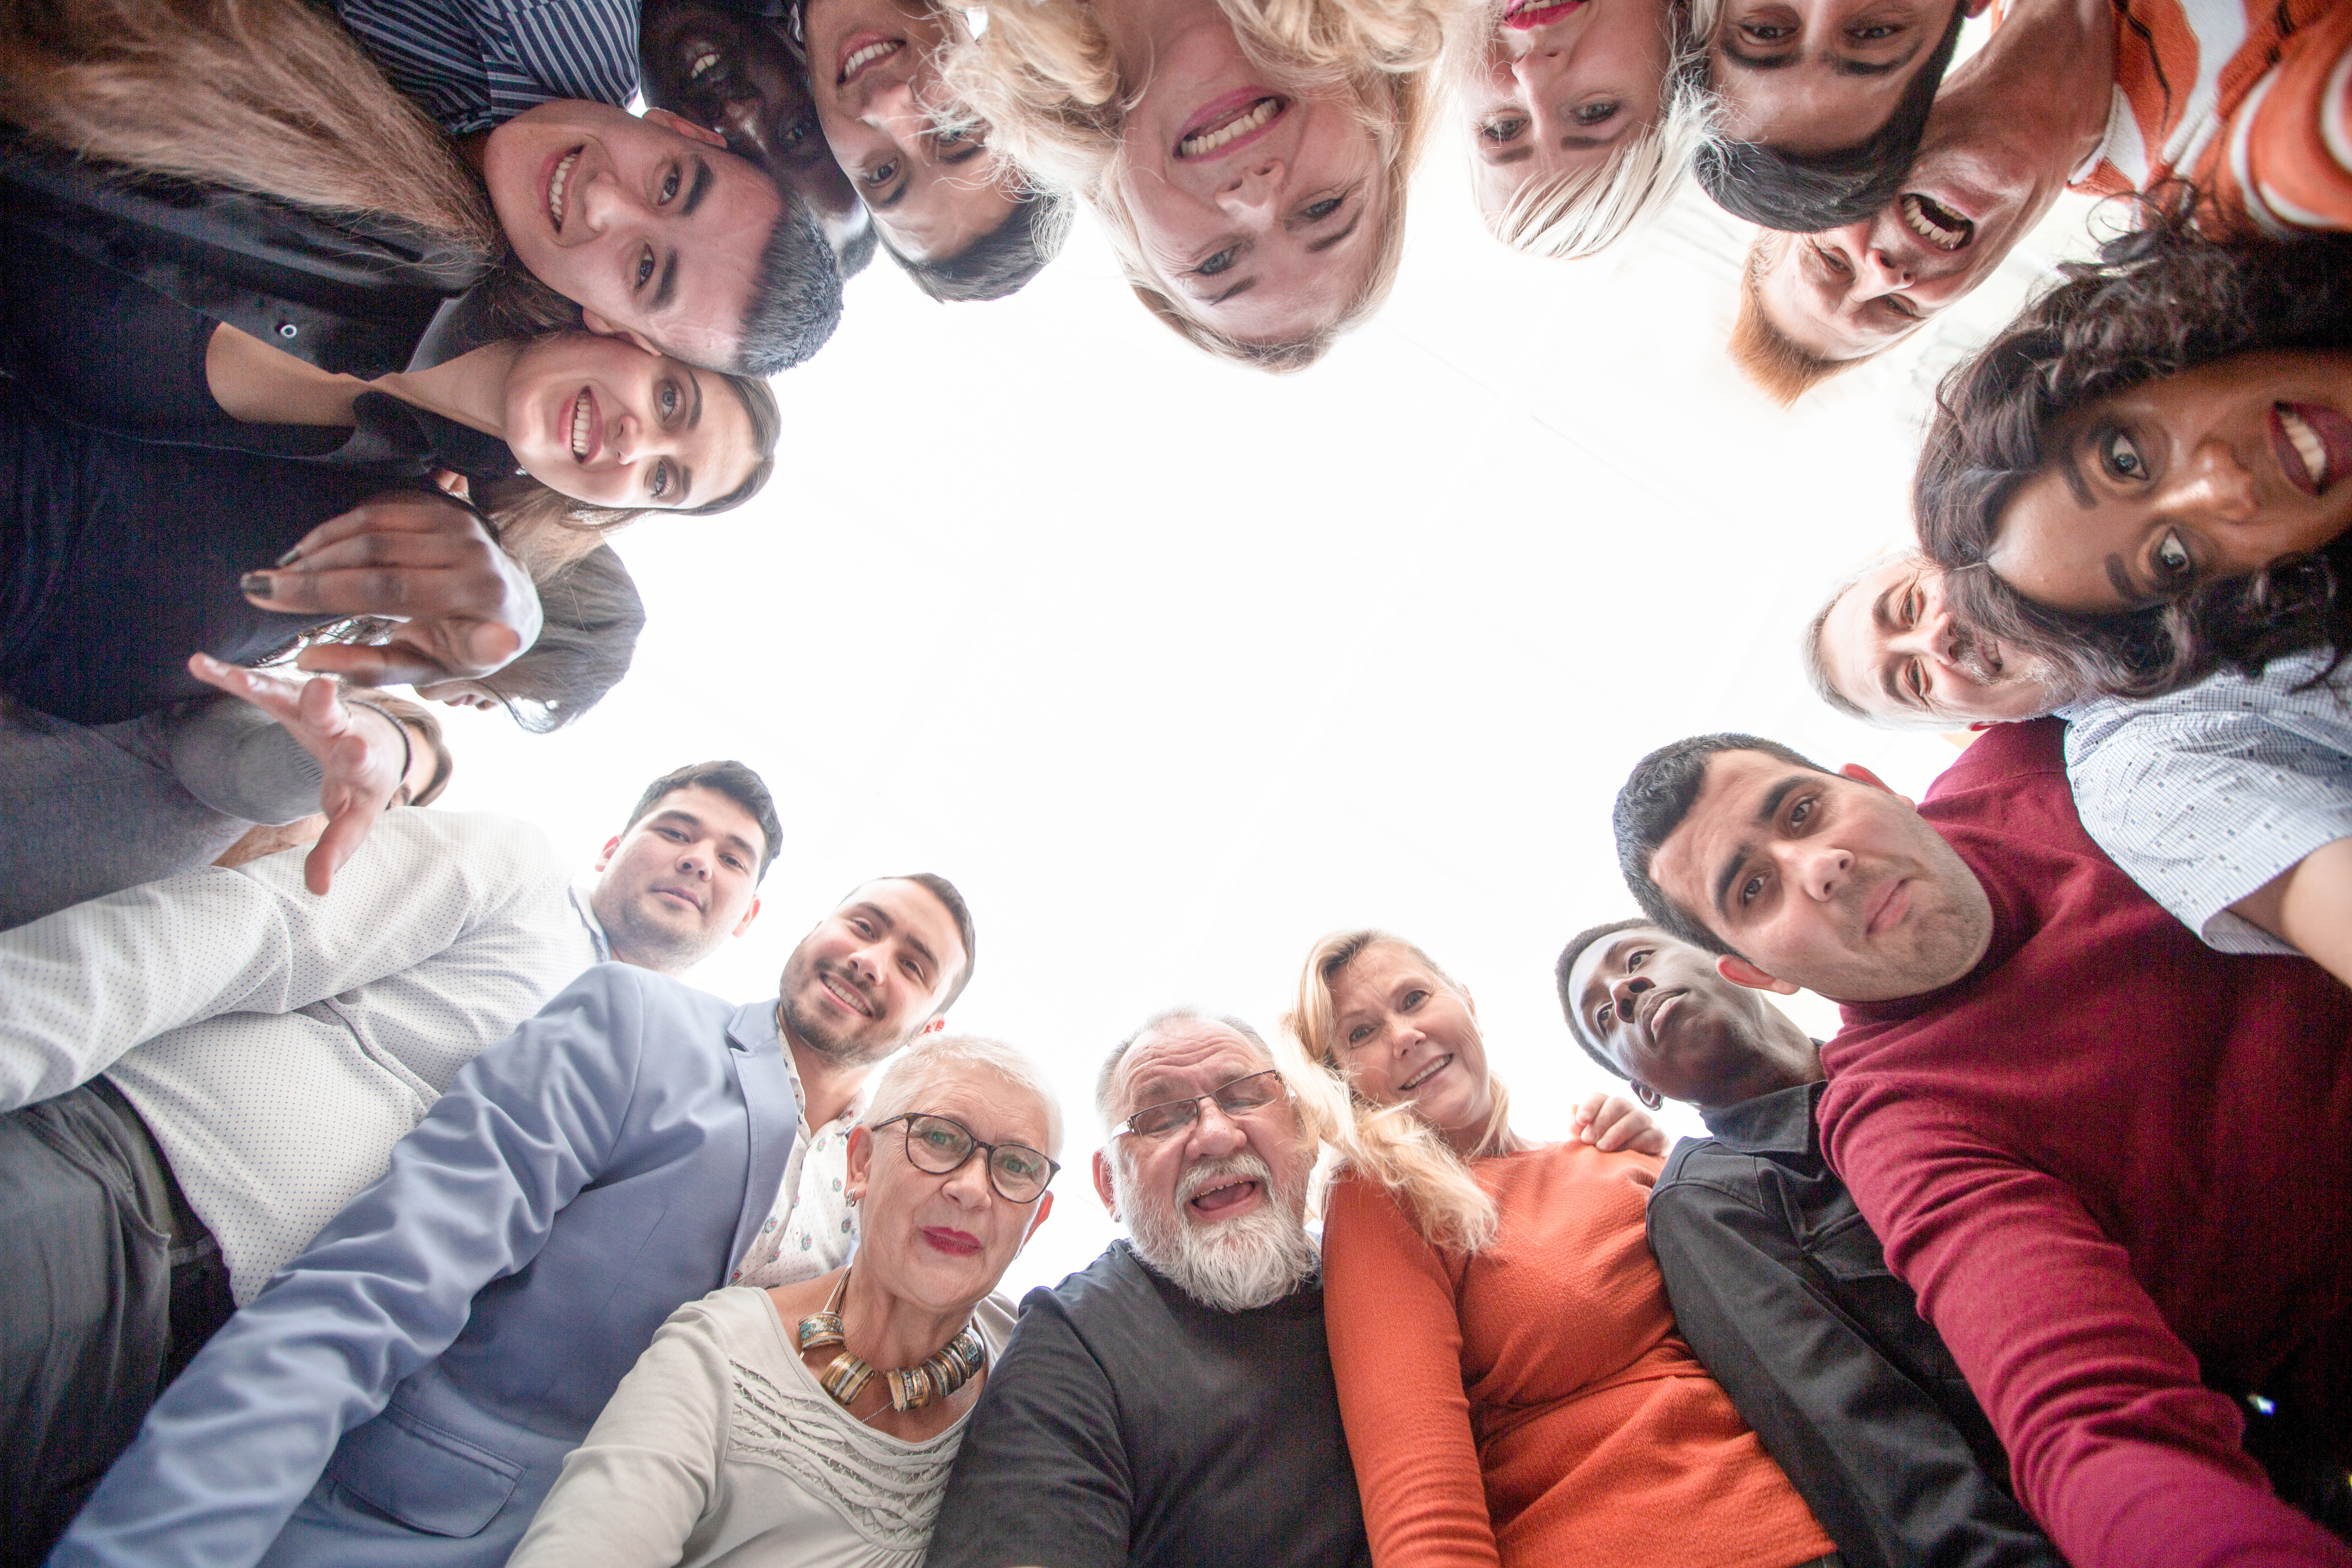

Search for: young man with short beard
xmin=927 ymin=1009 xmax=1371 ymax=1568
xmin=52 ymin=870 xmax=975 ymax=1568
xmin=1609 ymin=723 xmax=2352 ymax=1568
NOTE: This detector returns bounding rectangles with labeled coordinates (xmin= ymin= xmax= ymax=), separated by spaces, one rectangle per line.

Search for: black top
xmin=0 ymin=393 xmax=418 ymax=725
xmin=1646 ymin=1081 xmax=2063 ymax=1568
xmin=927 ymin=1241 xmax=1372 ymax=1568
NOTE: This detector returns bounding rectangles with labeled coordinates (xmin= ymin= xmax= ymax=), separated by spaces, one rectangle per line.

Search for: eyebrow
xmin=1711 ymin=775 xmax=1807 ymax=917
xmin=2063 ymin=447 xmax=2098 ymax=509
xmin=2104 ymin=552 xmax=2142 ymax=603
xmin=1485 ymin=144 xmax=1535 ymax=165
xmin=683 ymin=157 xmax=714 ymax=216
xmin=1305 ymin=211 xmax=1365 ymax=255
xmin=1835 ymin=40 xmax=1922 ymax=75
xmin=1202 ymin=274 xmax=1261 ymax=306
xmin=653 ymin=251 xmax=679 ymax=311
xmin=1719 ymin=37 xmax=1922 ymax=72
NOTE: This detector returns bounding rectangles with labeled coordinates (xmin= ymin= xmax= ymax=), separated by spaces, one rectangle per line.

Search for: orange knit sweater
xmin=1321 ymin=1143 xmax=1835 ymax=1568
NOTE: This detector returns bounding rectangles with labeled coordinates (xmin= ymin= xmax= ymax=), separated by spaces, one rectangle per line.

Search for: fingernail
xmin=275 ymin=546 xmax=303 ymax=567
xmin=241 ymin=572 xmax=274 ymax=599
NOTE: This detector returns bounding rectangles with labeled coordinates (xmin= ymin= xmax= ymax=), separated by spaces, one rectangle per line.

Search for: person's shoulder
xmin=1924 ymin=717 xmax=2068 ymax=804
xmin=1653 ymin=1133 xmax=1731 ymax=1193
xmin=1041 ymin=1239 xmax=1162 ymax=1321
xmin=391 ymin=807 xmax=574 ymax=886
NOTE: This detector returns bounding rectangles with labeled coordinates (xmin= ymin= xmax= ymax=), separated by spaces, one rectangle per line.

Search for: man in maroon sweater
xmin=1610 ymin=717 xmax=2351 ymax=1568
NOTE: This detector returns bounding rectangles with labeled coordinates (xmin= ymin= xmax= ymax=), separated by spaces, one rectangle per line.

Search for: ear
xmin=1838 ymin=762 xmax=1916 ymax=808
xmin=1633 ymin=1081 xmax=1663 ymax=1110
xmin=1016 ymin=1189 xmax=1056 ymax=1251
xmin=1091 ymin=1148 xmax=1118 ymax=1216
xmin=578 ymin=309 xmax=666 ymax=356
xmin=844 ymin=1124 xmax=873 ymax=1201
xmin=1460 ymin=984 xmax=1477 ymax=1020
xmin=595 ymin=833 xmax=622 ymax=873
xmin=643 ymin=106 xmax=731 ymax=148
xmin=920 ymin=1016 xmax=949 ymax=1036
xmin=1717 ymin=953 xmax=1801 ymax=996
xmin=730 ymin=896 xmax=762 ymax=938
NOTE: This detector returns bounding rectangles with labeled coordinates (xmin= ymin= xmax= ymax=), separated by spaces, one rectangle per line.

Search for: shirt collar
xmin=1696 ymin=1078 xmax=1826 ymax=1157
xmin=774 ymin=1007 xmax=871 ymax=1130
xmin=568 ymin=880 xmax=612 ymax=964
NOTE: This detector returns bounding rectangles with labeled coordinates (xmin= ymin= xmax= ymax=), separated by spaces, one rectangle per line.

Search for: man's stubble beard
xmin=1117 ymin=1148 xmax=1320 ymax=1313
xmin=777 ymin=952 xmax=901 ymax=1068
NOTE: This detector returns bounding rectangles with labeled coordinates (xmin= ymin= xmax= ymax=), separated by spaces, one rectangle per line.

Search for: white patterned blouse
xmin=508 ymin=1285 xmax=1018 ymax=1568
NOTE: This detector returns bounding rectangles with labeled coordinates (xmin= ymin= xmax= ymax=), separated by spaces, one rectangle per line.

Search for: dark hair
xmin=889 ymin=871 xmax=978 ymax=1011
xmin=624 ymin=759 xmax=784 ymax=880
xmin=1915 ymin=205 xmax=2352 ymax=699
xmin=882 ymin=185 xmax=1072 ymax=303
xmin=1553 ymin=917 xmax=1650 ymax=1075
xmin=1612 ymin=733 xmax=1833 ymax=954
xmin=478 ymin=543 xmax=647 ymax=732
xmin=1692 ymin=0 xmax=1966 ymax=233
xmin=736 ymin=193 xmax=845 ymax=373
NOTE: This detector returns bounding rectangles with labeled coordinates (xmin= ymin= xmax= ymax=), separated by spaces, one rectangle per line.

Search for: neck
xmin=1920 ymin=0 xmax=2112 ymax=196
xmin=370 ymin=340 xmax=522 ymax=439
xmin=837 ymin=1263 xmax=976 ymax=1374
xmin=778 ymin=1005 xmax=880 ymax=1130
xmin=1696 ymin=1015 xmax=1824 ymax=1117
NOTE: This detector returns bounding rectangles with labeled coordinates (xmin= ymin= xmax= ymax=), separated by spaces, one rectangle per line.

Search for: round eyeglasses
xmin=1113 ymin=1069 xmax=1287 ymax=1140
xmin=873 ymin=1113 xmax=1060 ymax=1204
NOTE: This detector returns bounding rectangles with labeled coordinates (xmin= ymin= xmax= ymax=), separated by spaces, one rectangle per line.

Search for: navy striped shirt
xmin=334 ymin=0 xmax=640 ymax=136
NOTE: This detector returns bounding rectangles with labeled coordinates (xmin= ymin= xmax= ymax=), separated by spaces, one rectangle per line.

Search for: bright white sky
xmin=431 ymin=37 xmax=2100 ymax=1296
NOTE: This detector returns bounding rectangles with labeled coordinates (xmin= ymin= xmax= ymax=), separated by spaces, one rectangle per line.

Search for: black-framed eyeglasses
xmin=872 ymin=1113 xmax=1060 ymax=1204
xmin=1114 ymin=1069 xmax=1287 ymax=1140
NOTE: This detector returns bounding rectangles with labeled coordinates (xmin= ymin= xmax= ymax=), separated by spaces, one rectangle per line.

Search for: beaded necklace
xmin=795 ymin=1270 xmax=988 ymax=1413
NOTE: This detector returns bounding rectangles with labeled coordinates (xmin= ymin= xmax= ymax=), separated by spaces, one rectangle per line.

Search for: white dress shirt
xmin=2065 ymin=648 xmax=2352 ymax=953
xmin=732 ymin=1036 xmax=864 ymax=1290
xmin=0 ymin=809 xmax=600 ymax=1298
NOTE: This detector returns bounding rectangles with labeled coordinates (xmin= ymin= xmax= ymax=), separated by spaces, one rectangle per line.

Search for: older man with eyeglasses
xmin=926 ymin=1007 xmax=1372 ymax=1568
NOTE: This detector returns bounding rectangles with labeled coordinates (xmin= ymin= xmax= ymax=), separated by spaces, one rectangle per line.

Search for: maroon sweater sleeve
xmin=1824 ymin=1089 xmax=2348 ymax=1568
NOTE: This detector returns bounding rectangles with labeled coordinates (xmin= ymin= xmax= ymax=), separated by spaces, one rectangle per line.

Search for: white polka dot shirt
xmin=730 ymin=1044 xmax=864 ymax=1291
xmin=0 ymin=809 xmax=600 ymax=1301
xmin=2064 ymin=648 xmax=2352 ymax=954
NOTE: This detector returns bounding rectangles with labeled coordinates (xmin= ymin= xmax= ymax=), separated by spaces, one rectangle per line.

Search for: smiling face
xmin=1989 ymin=350 xmax=2352 ymax=614
xmin=778 ymin=878 xmax=969 ymax=1066
xmin=1565 ymin=924 xmax=1818 ymax=1106
xmin=1112 ymin=16 xmax=1390 ymax=346
xmin=1097 ymin=1018 xmax=1318 ymax=1309
xmin=1705 ymin=0 xmax=1968 ymax=153
xmin=482 ymin=100 xmax=785 ymax=370
xmin=500 ymin=333 xmax=760 ymax=508
xmin=1648 ymin=749 xmax=1992 ymax=1001
xmin=849 ymin=1062 xmax=1054 ymax=1315
xmin=589 ymin=784 xmax=767 ymax=972
xmin=802 ymin=0 xmax=1021 ymax=262
xmin=1325 ymin=942 xmax=1494 ymax=1144
xmin=1463 ymin=0 xmax=1672 ymax=220
xmin=639 ymin=0 xmax=868 ymax=256
xmin=1818 ymin=558 xmax=2065 ymax=725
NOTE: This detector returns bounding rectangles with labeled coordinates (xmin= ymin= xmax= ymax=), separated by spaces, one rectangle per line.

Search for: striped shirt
xmin=2061 ymin=0 xmax=2352 ymax=233
xmin=333 ymin=0 xmax=641 ymax=137
xmin=2062 ymin=648 xmax=2352 ymax=954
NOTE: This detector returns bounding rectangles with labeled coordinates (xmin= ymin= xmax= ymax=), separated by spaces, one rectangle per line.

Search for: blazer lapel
xmin=722 ymin=999 xmax=797 ymax=1275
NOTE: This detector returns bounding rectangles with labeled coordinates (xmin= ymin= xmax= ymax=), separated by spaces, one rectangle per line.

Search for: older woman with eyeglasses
xmin=507 ymin=1033 xmax=1060 ymax=1568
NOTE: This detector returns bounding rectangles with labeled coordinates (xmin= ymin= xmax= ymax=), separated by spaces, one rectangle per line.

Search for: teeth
xmin=688 ymin=49 xmax=720 ymax=81
xmin=1178 ymin=97 xmax=1279 ymax=157
xmin=1900 ymin=191 xmax=1971 ymax=251
xmin=1401 ymin=1056 xmax=1448 ymax=1091
xmin=548 ymin=148 xmax=580 ymax=229
xmin=2281 ymin=407 xmax=2330 ymax=488
xmin=840 ymin=40 xmax=901 ymax=80
xmin=569 ymin=390 xmax=590 ymax=459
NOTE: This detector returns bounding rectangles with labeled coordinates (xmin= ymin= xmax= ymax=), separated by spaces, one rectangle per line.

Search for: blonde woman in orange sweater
xmin=1286 ymin=929 xmax=1839 ymax=1568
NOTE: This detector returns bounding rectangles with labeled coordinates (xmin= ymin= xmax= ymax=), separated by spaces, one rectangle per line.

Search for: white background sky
xmin=432 ymin=38 xmax=2101 ymax=1296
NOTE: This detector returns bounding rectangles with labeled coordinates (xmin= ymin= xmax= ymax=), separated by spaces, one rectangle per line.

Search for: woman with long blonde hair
xmin=940 ymin=0 xmax=1445 ymax=370
xmin=1286 ymin=928 xmax=1839 ymax=1568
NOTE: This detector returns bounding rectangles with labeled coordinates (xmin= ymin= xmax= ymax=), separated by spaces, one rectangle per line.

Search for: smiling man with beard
xmin=1610 ymin=726 xmax=2352 ymax=1568
xmin=927 ymin=1009 xmax=1370 ymax=1568
xmin=1804 ymin=554 xmax=2074 ymax=730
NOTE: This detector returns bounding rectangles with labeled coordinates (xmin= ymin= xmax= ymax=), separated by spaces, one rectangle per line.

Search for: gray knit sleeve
xmin=165 ymin=697 xmax=326 ymax=826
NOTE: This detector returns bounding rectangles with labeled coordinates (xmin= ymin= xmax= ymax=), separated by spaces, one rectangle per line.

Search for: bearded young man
xmin=926 ymin=1009 xmax=1370 ymax=1568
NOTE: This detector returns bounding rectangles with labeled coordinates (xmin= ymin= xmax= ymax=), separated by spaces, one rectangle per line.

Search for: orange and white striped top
xmin=1998 ymin=0 xmax=2352 ymax=233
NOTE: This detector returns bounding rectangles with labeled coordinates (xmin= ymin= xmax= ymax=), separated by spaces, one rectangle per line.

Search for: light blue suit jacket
xmin=52 ymin=964 xmax=797 ymax=1568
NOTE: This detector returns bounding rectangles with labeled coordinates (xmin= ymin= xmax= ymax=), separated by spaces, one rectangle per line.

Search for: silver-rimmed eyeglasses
xmin=872 ymin=1113 xmax=1060 ymax=1204
xmin=1114 ymin=1069 xmax=1287 ymax=1140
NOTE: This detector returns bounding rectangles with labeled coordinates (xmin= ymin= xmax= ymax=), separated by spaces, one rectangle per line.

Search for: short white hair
xmin=866 ymin=1033 xmax=1064 ymax=1160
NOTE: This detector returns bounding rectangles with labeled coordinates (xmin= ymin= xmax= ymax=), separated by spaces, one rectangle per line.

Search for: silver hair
xmin=1802 ymin=550 xmax=1961 ymax=732
xmin=866 ymin=1033 xmax=1065 ymax=1160
xmin=1094 ymin=1008 xmax=1274 ymax=1130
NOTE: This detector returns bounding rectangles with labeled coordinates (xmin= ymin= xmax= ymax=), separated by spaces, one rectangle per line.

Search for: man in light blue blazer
xmin=53 ymin=873 xmax=975 ymax=1568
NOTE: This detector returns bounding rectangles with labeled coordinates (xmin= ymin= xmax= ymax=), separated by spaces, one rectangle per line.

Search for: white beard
xmin=1121 ymin=1150 xmax=1320 ymax=1313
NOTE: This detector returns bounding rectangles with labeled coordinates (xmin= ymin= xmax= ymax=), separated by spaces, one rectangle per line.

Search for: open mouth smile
xmin=1900 ymin=191 xmax=1972 ymax=252
xmin=548 ymin=146 xmax=583 ymax=232
xmin=820 ymin=972 xmax=875 ymax=1018
xmin=2271 ymin=402 xmax=2352 ymax=497
xmin=838 ymin=34 xmax=903 ymax=85
xmin=1399 ymin=1055 xmax=1451 ymax=1092
xmin=688 ymin=49 xmax=722 ymax=82
xmin=1187 ymin=1178 xmax=1260 ymax=1214
xmin=1176 ymin=93 xmax=1286 ymax=159
xmin=1502 ymin=0 xmax=1585 ymax=28
xmin=567 ymin=388 xmax=601 ymax=463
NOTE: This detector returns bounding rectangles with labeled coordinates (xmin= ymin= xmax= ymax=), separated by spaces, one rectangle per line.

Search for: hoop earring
xmin=1633 ymin=1082 xmax=1663 ymax=1111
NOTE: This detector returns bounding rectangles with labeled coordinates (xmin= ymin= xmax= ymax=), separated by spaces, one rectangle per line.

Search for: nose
xmin=859 ymin=74 xmax=918 ymax=125
xmin=608 ymin=409 xmax=680 ymax=468
xmin=1609 ymin=972 xmax=1652 ymax=1024
xmin=940 ymin=1149 xmax=994 ymax=1205
xmin=1794 ymin=842 xmax=1854 ymax=904
xmin=2170 ymin=438 xmax=2259 ymax=523
xmin=1184 ymin=1097 xmax=1249 ymax=1158
xmin=675 ymin=838 xmax=713 ymax=878
xmin=574 ymin=171 xmax=638 ymax=236
xmin=1214 ymin=158 xmax=1284 ymax=221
